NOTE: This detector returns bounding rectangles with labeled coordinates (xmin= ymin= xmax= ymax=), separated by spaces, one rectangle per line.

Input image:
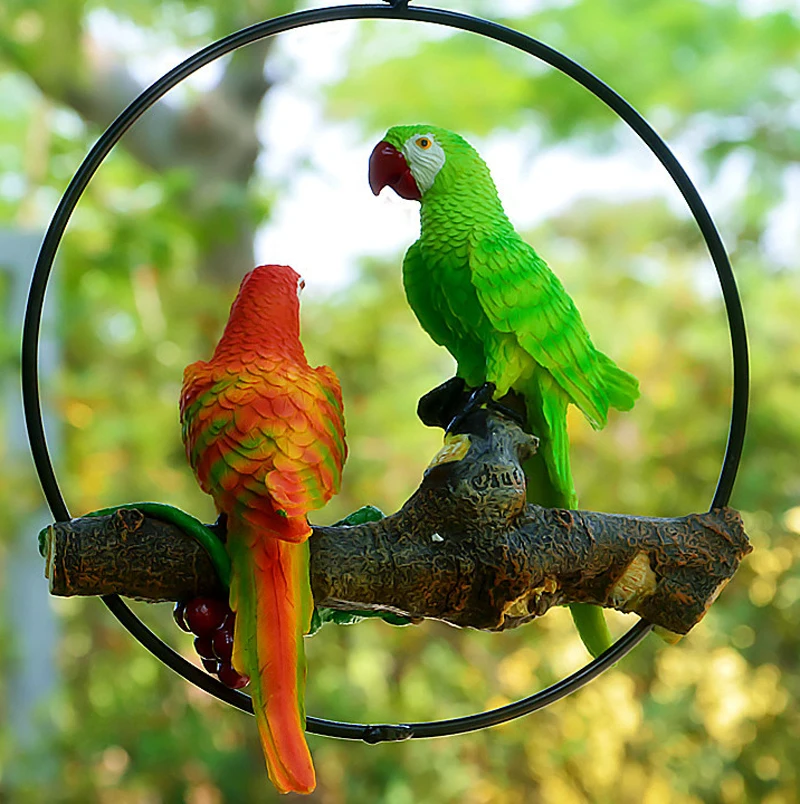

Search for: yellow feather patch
xmin=426 ymin=433 xmax=471 ymax=470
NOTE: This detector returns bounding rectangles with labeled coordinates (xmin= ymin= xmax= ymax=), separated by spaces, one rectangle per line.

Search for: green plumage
xmin=378 ymin=125 xmax=640 ymax=656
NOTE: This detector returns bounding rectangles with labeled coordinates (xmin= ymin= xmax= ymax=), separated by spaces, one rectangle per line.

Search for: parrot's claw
xmin=446 ymin=381 xmax=497 ymax=435
xmin=417 ymin=377 xmax=468 ymax=429
xmin=418 ymin=379 xmax=528 ymax=434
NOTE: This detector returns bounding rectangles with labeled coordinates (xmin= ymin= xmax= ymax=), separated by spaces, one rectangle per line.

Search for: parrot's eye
xmin=401 ymin=132 xmax=445 ymax=194
xmin=297 ymin=278 xmax=306 ymax=297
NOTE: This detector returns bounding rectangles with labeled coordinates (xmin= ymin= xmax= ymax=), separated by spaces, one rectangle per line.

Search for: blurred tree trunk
xmin=1 ymin=231 xmax=60 ymax=786
xmin=0 ymin=1 xmax=300 ymax=283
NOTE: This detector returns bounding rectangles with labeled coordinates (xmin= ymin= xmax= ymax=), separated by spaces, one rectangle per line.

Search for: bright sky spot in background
xmin=254 ymin=21 xmax=708 ymax=292
xmin=87 ymin=7 xmax=797 ymax=294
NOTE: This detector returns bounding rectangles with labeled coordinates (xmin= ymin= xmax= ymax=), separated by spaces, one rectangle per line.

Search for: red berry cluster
xmin=174 ymin=597 xmax=249 ymax=689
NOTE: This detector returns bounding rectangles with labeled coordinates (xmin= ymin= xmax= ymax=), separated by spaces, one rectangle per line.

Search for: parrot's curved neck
xmin=212 ymin=291 xmax=305 ymax=365
xmin=420 ymin=178 xmax=511 ymax=243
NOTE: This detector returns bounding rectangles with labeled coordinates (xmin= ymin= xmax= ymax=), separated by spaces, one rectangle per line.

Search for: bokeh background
xmin=1 ymin=1 xmax=798 ymax=801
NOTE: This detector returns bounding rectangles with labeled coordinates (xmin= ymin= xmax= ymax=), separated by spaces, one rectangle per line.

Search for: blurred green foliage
xmin=1 ymin=1 xmax=799 ymax=802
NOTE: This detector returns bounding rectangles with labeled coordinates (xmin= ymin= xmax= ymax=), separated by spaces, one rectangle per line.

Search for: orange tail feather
xmin=229 ymin=522 xmax=315 ymax=794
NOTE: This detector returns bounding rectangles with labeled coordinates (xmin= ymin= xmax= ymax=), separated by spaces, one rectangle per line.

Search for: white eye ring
xmin=402 ymin=133 xmax=445 ymax=194
xmin=297 ymin=277 xmax=306 ymax=298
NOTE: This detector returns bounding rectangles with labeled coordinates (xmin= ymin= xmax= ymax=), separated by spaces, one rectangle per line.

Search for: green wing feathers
xmin=228 ymin=521 xmax=315 ymax=795
xmin=595 ymin=350 xmax=639 ymax=414
xmin=469 ymin=232 xmax=639 ymax=426
xmin=468 ymin=230 xmax=638 ymax=660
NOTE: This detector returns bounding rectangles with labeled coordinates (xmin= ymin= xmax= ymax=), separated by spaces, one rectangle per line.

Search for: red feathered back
xmin=180 ymin=264 xmax=347 ymax=538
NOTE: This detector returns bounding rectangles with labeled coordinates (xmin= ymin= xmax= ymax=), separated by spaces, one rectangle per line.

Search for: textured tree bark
xmin=41 ymin=410 xmax=752 ymax=638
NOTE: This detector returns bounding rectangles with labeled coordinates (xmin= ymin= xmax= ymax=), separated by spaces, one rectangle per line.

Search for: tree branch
xmin=40 ymin=411 xmax=752 ymax=638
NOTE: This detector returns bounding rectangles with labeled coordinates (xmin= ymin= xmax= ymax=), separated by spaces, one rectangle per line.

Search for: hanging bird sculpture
xmin=369 ymin=125 xmax=639 ymax=657
xmin=180 ymin=264 xmax=347 ymax=794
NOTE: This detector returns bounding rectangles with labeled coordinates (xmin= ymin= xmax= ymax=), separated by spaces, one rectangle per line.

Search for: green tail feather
xmin=522 ymin=372 xmax=613 ymax=658
xmin=522 ymin=372 xmax=576 ymax=509
xmin=569 ymin=603 xmax=613 ymax=659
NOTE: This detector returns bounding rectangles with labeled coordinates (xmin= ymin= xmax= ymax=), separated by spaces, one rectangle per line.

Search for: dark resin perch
xmin=40 ymin=410 xmax=751 ymax=638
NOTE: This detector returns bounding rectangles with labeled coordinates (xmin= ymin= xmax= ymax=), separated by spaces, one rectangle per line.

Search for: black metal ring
xmin=22 ymin=3 xmax=749 ymax=742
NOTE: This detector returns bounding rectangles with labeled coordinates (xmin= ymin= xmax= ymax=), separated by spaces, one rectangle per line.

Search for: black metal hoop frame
xmin=21 ymin=3 xmax=749 ymax=744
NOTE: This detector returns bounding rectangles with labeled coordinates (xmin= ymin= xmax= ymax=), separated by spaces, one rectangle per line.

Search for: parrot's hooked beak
xmin=368 ymin=141 xmax=422 ymax=201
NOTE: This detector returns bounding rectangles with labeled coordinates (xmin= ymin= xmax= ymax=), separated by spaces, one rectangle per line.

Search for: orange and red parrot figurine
xmin=180 ymin=264 xmax=347 ymax=794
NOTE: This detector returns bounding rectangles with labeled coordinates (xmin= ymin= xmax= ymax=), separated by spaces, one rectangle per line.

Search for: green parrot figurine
xmin=369 ymin=125 xmax=639 ymax=657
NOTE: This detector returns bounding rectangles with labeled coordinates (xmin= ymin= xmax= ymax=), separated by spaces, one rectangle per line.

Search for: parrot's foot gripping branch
xmin=445 ymin=381 xmax=498 ymax=434
xmin=418 ymin=377 xmax=527 ymax=434
xmin=40 ymin=409 xmax=751 ymax=640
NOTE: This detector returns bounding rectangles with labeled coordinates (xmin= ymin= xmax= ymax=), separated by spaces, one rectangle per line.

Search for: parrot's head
xmin=241 ymin=263 xmax=305 ymax=303
xmin=211 ymin=264 xmax=308 ymax=362
xmin=232 ymin=264 xmax=304 ymax=332
xmin=369 ymin=125 xmax=491 ymax=202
